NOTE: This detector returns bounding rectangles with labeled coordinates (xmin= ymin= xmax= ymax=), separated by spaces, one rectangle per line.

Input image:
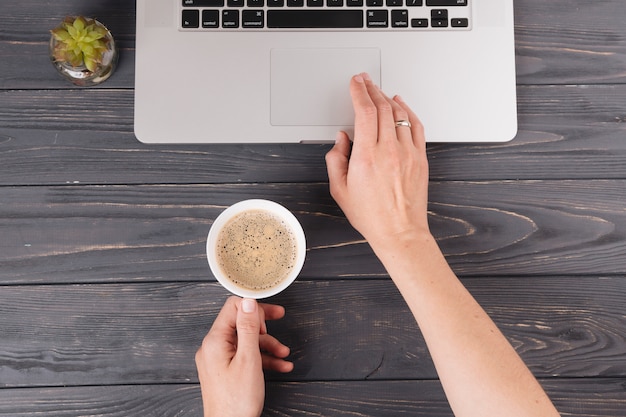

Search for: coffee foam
xmin=215 ymin=209 xmax=297 ymax=291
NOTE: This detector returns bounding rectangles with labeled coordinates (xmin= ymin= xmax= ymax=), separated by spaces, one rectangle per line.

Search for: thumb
xmin=325 ymin=131 xmax=351 ymax=200
xmin=235 ymin=298 xmax=262 ymax=364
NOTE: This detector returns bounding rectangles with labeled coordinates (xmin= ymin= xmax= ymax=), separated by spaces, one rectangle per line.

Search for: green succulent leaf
xmin=73 ymin=16 xmax=87 ymax=32
xmin=82 ymin=44 xmax=95 ymax=57
xmin=93 ymin=39 xmax=106 ymax=49
xmin=84 ymin=56 xmax=98 ymax=72
xmin=90 ymin=28 xmax=107 ymax=39
xmin=66 ymin=24 xmax=78 ymax=39
xmin=66 ymin=49 xmax=83 ymax=67
xmin=51 ymin=28 xmax=71 ymax=41
xmin=51 ymin=16 xmax=112 ymax=71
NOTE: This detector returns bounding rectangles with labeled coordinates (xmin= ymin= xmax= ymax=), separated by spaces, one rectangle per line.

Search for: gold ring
xmin=395 ymin=120 xmax=411 ymax=128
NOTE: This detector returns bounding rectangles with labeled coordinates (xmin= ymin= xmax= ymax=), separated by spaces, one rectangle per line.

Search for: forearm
xmin=326 ymin=74 xmax=559 ymax=416
xmin=372 ymin=235 xmax=560 ymax=417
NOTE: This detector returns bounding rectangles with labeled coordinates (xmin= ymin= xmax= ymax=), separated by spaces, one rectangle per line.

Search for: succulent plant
xmin=51 ymin=16 xmax=111 ymax=73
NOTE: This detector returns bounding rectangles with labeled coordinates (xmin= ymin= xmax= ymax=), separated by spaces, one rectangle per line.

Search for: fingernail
xmin=361 ymin=72 xmax=372 ymax=81
xmin=335 ymin=131 xmax=344 ymax=142
xmin=394 ymin=95 xmax=404 ymax=103
xmin=241 ymin=298 xmax=256 ymax=313
xmin=354 ymin=74 xmax=364 ymax=83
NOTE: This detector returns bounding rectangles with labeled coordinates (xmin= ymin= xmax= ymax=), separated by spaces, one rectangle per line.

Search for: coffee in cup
xmin=207 ymin=199 xmax=306 ymax=299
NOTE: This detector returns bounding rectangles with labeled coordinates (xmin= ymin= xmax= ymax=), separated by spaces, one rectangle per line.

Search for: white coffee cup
xmin=207 ymin=199 xmax=306 ymax=299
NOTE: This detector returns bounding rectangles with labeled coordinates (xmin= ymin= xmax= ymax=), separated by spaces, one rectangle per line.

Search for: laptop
xmin=134 ymin=0 xmax=517 ymax=143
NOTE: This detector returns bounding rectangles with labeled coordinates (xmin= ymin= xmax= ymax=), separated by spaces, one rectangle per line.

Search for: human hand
xmin=325 ymin=73 xmax=431 ymax=253
xmin=195 ymin=296 xmax=293 ymax=417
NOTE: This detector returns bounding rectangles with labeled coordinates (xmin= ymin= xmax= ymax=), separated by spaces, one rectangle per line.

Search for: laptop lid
xmin=134 ymin=0 xmax=517 ymax=143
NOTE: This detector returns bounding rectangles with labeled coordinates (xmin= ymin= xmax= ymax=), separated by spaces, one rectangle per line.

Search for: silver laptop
xmin=135 ymin=0 xmax=517 ymax=143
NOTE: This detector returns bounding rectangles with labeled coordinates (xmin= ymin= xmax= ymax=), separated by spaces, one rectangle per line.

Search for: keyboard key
xmin=367 ymin=10 xmax=388 ymax=27
xmin=222 ymin=10 xmax=240 ymax=27
xmin=182 ymin=9 xmax=200 ymax=28
xmin=242 ymin=10 xmax=264 ymax=27
xmin=183 ymin=0 xmax=468 ymax=31
xmin=451 ymin=17 xmax=468 ymax=27
xmin=426 ymin=0 xmax=467 ymax=5
xmin=391 ymin=10 xmax=409 ymax=27
xmin=183 ymin=0 xmax=225 ymax=6
xmin=202 ymin=10 xmax=220 ymax=27
xmin=267 ymin=10 xmax=363 ymax=28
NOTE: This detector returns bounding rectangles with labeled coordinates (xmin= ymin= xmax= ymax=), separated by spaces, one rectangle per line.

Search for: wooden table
xmin=1 ymin=1 xmax=625 ymax=415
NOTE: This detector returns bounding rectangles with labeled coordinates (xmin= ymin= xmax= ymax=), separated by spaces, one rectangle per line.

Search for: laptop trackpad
xmin=270 ymin=48 xmax=381 ymax=126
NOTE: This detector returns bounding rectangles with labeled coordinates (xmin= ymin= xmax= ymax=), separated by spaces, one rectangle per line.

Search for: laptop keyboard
xmin=180 ymin=0 xmax=471 ymax=30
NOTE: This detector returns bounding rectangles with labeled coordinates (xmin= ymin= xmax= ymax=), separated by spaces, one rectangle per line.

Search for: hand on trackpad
xmin=270 ymin=48 xmax=381 ymax=126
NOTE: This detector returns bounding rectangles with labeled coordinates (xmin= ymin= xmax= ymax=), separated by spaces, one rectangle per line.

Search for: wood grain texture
xmin=1 ymin=84 xmax=626 ymax=185
xmin=2 ymin=0 xmax=626 ymax=415
xmin=0 ymin=379 xmax=624 ymax=417
xmin=2 ymin=1 xmax=626 ymax=88
xmin=0 ymin=0 xmax=135 ymax=90
xmin=514 ymin=1 xmax=626 ymax=85
xmin=0 ymin=385 xmax=203 ymax=417
xmin=0 ymin=278 xmax=624 ymax=387
xmin=1 ymin=180 xmax=625 ymax=285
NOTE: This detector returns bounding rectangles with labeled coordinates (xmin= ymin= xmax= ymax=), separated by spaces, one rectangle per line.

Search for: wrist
xmin=369 ymin=228 xmax=438 ymax=270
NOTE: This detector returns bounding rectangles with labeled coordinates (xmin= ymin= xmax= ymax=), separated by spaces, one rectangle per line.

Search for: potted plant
xmin=50 ymin=16 xmax=118 ymax=86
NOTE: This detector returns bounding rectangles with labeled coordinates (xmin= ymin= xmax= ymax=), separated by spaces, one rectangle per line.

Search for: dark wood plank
xmin=514 ymin=1 xmax=626 ymax=85
xmin=0 ymin=278 xmax=624 ymax=387
xmin=0 ymin=385 xmax=203 ymax=417
xmin=2 ymin=84 xmax=626 ymax=185
xmin=1 ymin=1 xmax=625 ymax=414
xmin=1 ymin=180 xmax=625 ymax=285
xmin=0 ymin=379 xmax=624 ymax=417
xmin=3 ymin=0 xmax=626 ymax=89
xmin=0 ymin=39 xmax=135 ymax=91
xmin=264 ymin=378 xmax=626 ymax=417
xmin=0 ymin=0 xmax=135 ymax=90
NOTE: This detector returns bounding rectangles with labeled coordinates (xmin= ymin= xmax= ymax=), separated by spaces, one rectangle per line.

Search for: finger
xmin=362 ymin=76 xmax=397 ymax=144
xmin=379 ymin=90 xmax=412 ymax=143
xmin=258 ymin=302 xmax=287 ymax=322
xmin=394 ymin=95 xmax=426 ymax=150
xmin=393 ymin=95 xmax=429 ymax=189
xmin=257 ymin=301 xmax=268 ymax=335
xmin=234 ymin=298 xmax=263 ymax=367
xmin=198 ymin=296 xmax=241 ymax=363
xmin=325 ymin=131 xmax=351 ymax=203
xmin=209 ymin=295 xmax=240 ymax=337
xmin=259 ymin=333 xmax=291 ymax=359
xmin=262 ymin=354 xmax=294 ymax=373
xmin=349 ymin=73 xmax=378 ymax=149
xmin=258 ymin=322 xmax=293 ymax=373
xmin=256 ymin=302 xmax=282 ymax=335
